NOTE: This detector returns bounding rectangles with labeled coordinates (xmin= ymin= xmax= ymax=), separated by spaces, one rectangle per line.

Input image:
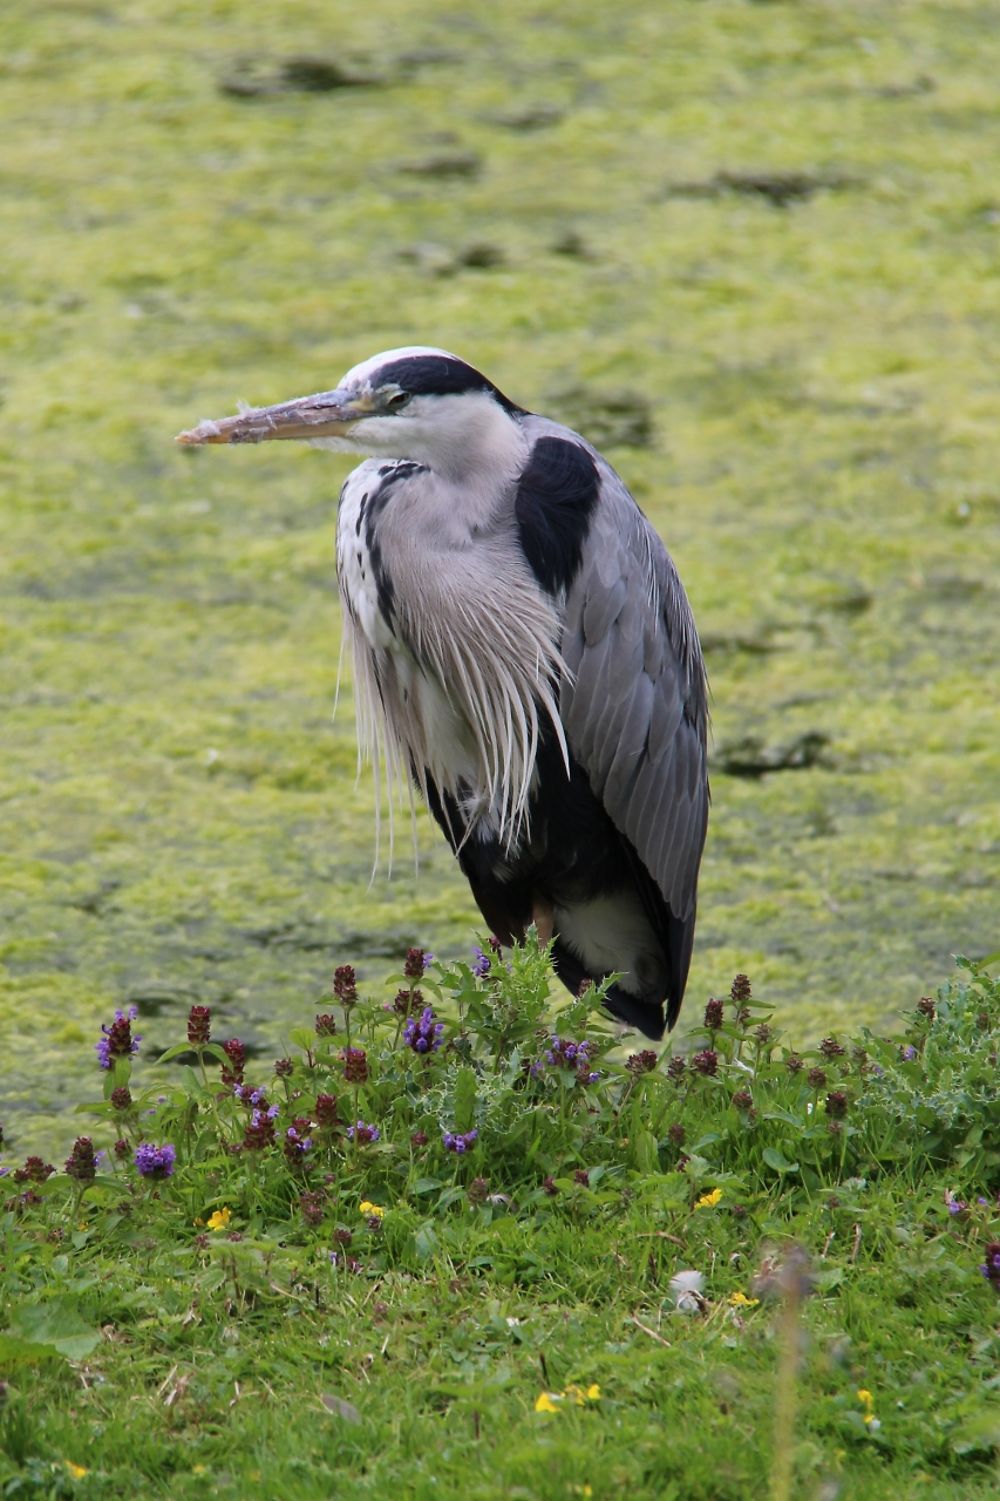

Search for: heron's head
xmin=177 ymin=347 xmax=528 ymax=479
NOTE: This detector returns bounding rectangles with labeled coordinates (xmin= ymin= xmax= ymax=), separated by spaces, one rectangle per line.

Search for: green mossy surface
xmin=2 ymin=0 xmax=998 ymax=1155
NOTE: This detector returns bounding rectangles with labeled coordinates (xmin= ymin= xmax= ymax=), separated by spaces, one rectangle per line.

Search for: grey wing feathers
xmin=560 ymin=467 xmax=709 ymax=995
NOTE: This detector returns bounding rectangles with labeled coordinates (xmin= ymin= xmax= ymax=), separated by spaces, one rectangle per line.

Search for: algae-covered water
xmin=2 ymin=0 xmax=998 ymax=1157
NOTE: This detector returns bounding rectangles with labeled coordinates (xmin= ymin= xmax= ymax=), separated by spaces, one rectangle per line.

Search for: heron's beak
xmin=175 ymin=387 xmax=372 ymax=446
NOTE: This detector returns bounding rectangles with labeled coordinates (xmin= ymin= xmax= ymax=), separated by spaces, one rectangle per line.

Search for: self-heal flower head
xmin=347 ymin=1120 xmax=380 ymax=1145
xmin=472 ymin=948 xmax=491 ymax=979
xmin=442 ymin=1128 xmax=479 ymax=1154
xmin=979 ymin=1242 xmax=1000 ymax=1289
xmin=95 ymin=1006 xmax=141 ymax=1069
xmin=65 ymin=1137 xmax=97 ymax=1183
xmin=284 ymin=1125 xmax=314 ymax=1162
xmin=900 ymin=1043 xmax=918 ymax=1062
xmin=545 ymin=1036 xmax=592 ymax=1071
xmin=341 ymin=1047 xmax=369 ymax=1084
xmin=404 ymin=947 xmax=431 ymax=980
xmin=333 ymin=964 xmax=358 ymax=1006
xmin=187 ymin=1004 xmax=211 ymax=1045
xmin=220 ymin=1037 xmax=246 ymax=1085
xmin=403 ymin=1005 xmax=445 ymax=1055
xmin=134 ymin=1143 xmax=176 ymax=1180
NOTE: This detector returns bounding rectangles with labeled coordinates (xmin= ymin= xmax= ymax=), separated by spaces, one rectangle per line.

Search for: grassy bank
xmin=1 ymin=946 xmax=999 ymax=1498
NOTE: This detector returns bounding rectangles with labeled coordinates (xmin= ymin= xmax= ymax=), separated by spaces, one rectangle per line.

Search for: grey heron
xmin=177 ymin=347 xmax=709 ymax=1039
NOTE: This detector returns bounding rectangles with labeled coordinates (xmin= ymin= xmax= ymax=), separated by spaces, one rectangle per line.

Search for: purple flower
xmin=65 ymin=1137 xmax=97 ymax=1183
xmin=900 ymin=1044 xmax=918 ymax=1062
xmin=472 ymin=948 xmax=491 ymax=979
xmin=95 ymin=1006 xmax=141 ymax=1069
xmin=545 ymin=1036 xmax=592 ymax=1070
xmin=980 ymin=1242 xmax=1000 ymax=1288
xmin=404 ymin=948 xmax=429 ymax=980
xmin=134 ymin=1143 xmax=176 ymax=1180
xmin=347 ymin=1120 xmax=380 ymax=1145
xmin=443 ymin=1128 xmax=479 ymax=1154
xmin=945 ymin=1192 xmax=968 ymax=1217
xmin=403 ymin=1005 xmax=445 ymax=1056
xmin=333 ymin=964 xmax=358 ymax=1006
xmin=284 ymin=1125 xmax=314 ymax=1161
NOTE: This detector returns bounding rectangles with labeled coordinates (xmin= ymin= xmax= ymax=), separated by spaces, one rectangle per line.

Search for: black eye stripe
xmin=373 ymin=355 xmax=524 ymax=416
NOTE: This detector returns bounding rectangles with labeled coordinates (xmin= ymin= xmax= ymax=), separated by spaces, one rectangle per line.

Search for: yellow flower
xmin=857 ymin=1388 xmax=874 ymax=1407
xmin=359 ymin=1201 xmax=385 ymax=1219
xmin=695 ymin=1187 xmax=723 ymax=1209
xmin=206 ymin=1207 xmax=232 ymax=1232
xmin=564 ymin=1383 xmax=602 ymax=1404
xmin=728 ymin=1291 xmax=760 ymax=1308
xmin=64 ymin=1462 xmax=88 ymax=1479
xmin=538 ymin=1383 xmax=601 ymax=1411
xmin=535 ymin=1392 xmax=563 ymax=1413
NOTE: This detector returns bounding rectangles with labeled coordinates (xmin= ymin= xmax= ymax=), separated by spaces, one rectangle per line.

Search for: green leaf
xmin=6 ymin=1299 xmax=102 ymax=1361
xmin=632 ymin=1130 xmax=659 ymax=1174
xmin=414 ymin=1221 xmax=438 ymax=1262
xmin=453 ymin=1066 xmax=478 ymax=1132
xmin=762 ymin=1148 xmax=799 ymax=1176
xmin=0 ymin=1333 xmax=63 ymax=1368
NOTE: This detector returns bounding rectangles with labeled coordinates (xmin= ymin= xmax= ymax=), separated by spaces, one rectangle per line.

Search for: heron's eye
xmin=384 ymin=390 xmax=411 ymax=412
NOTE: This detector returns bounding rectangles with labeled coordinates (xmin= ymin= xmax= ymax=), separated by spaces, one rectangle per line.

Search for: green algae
xmin=1 ymin=0 xmax=998 ymax=1156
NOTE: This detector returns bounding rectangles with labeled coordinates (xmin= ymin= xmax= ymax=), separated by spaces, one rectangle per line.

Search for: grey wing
xmin=559 ymin=468 xmax=709 ymax=1026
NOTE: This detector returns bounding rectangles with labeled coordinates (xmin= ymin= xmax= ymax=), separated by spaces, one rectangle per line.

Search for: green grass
xmin=1 ymin=947 xmax=999 ymax=1498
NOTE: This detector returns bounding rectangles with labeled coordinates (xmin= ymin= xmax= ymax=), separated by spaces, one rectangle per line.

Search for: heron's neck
xmin=422 ymin=398 xmax=530 ymax=494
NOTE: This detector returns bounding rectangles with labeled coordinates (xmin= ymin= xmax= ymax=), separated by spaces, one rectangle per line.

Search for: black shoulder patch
xmin=514 ymin=437 xmax=600 ymax=595
xmin=373 ymin=355 xmax=524 ymax=417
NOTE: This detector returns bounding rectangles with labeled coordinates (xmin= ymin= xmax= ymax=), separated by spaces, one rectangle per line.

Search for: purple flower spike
xmin=347 ymin=1120 xmax=380 ymax=1145
xmin=544 ymin=1036 xmax=593 ymax=1072
xmin=95 ymin=1007 xmax=142 ymax=1070
xmin=980 ymin=1242 xmax=1000 ymax=1288
xmin=443 ymin=1128 xmax=479 ymax=1154
xmin=403 ymin=1006 xmax=445 ymax=1056
xmin=472 ymin=948 xmax=491 ymax=979
xmin=134 ymin=1143 xmax=176 ymax=1180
